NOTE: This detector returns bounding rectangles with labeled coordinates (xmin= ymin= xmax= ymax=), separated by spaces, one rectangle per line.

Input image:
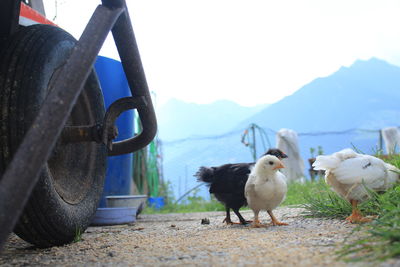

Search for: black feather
xmin=262 ymin=148 xmax=288 ymax=159
xmin=195 ymin=167 xmax=215 ymax=183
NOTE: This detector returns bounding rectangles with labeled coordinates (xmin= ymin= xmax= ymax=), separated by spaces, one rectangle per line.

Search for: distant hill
xmin=156 ymin=99 xmax=267 ymax=140
xmin=238 ymin=58 xmax=400 ymax=159
xmin=158 ymin=58 xmax=400 ymax=199
xmin=240 ymin=58 xmax=400 ymax=132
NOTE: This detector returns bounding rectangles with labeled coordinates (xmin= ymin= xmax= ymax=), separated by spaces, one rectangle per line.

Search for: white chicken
xmin=245 ymin=155 xmax=288 ymax=228
xmin=313 ymin=148 xmax=400 ymax=223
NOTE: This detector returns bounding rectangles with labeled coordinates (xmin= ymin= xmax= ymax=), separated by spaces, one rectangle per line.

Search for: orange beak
xmin=273 ymin=161 xmax=285 ymax=170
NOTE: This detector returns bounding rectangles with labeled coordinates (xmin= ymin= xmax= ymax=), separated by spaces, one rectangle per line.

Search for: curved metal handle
xmin=102 ymin=96 xmax=157 ymax=156
xmin=102 ymin=0 xmax=158 ymax=156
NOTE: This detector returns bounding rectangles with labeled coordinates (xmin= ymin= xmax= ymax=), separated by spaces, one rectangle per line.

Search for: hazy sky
xmin=43 ymin=0 xmax=400 ymax=107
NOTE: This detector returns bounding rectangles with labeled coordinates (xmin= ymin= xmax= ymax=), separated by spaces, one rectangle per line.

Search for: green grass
xmin=143 ymin=194 xmax=225 ymax=214
xmin=73 ymin=227 xmax=83 ymax=243
xmin=336 ymin=185 xmax=400 ymax=261
xmin=143 ymin=180 xmax=324 ymax=214
xmin=300 ymin=179 xmax=353 ymax=219
xmin=282 ymin=179 xmax=327 ymax=206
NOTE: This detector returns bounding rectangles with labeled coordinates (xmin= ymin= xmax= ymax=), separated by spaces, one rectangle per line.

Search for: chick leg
xmin=222 ymin=207 xmax=234 ymax=224
xmin=345 ymin=200 xmax=372 ymax=223
xmin=267 ymin=210 xmax=288 ymax=226
xmin=250 ymin=210 xmax=264 ymax=228
xmin=232 ymin=209 xmax=251 ymax=225
xmin=223 ymin=207 xmax=244 ymax=225
xmin=222 ymin=207 xmax=241 ymax=225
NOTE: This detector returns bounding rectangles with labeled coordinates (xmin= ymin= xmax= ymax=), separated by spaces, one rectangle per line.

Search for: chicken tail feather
xmin=194 ymin=167 xmax=215 ymax=183
xmin=312 ymin=155 xmax=341 ymax=171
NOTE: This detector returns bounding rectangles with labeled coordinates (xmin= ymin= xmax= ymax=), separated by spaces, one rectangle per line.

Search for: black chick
xmin=194 ymin=148 xmax=288 ymax=225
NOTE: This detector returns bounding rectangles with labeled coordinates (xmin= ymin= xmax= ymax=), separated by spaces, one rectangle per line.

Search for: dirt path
xmin=1 ymin=207 xmax=399 ymax=266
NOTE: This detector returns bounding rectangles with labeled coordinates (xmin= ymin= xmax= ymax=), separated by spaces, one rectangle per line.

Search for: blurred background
xmin=41 ymin=0 xmax=400 ymax=203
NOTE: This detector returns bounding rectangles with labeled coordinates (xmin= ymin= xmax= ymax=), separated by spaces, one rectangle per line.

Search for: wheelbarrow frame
xmin=0 ymin=0 xmax=157 ymax=250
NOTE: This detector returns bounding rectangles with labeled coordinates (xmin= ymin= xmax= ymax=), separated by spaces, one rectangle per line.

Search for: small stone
xmin=201 ymin=218 xmax=210 ymax=225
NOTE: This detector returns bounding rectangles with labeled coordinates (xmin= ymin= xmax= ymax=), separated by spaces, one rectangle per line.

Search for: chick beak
xmin=273 ymin=161 xmax=285 ymax=170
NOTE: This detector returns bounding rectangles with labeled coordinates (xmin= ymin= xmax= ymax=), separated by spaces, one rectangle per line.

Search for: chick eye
xmin=268 ymin=161 xmax=274 ymax=165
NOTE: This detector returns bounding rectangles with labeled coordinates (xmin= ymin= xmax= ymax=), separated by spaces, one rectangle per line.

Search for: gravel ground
xmin=1 ymin=207 xmax=400 ymax=266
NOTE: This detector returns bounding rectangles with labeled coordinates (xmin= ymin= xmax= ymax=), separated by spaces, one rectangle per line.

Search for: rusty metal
xmin=61 ymin=125 xmax=103 ymax=143
xmin=0 ymin=4 xmax=124 ymax=251
xmin=61 ymin=94 xmax=147 ymax=149
xmin=102 ymin=0 xmax=158 ymax=156
xmin=102 ymin=96 xmax=147 ymax=151
xmin=0 ymin=0 xmax=20 ymax=38
xmin=57 ymin=0 xmax=158 ymax=156
xmin=61 ymin=95 xmax=150 ymax=151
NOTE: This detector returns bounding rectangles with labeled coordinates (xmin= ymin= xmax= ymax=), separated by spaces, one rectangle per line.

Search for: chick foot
xmin=268 ymin=210 xmax=288 ymax=226
xmin=238 ymin=220 xmax=252 ymax=225
xmin=222 ymin=218 xmax=241 ymax=225
xmin=272 ymin=220 xmax=288 ymax=226
xmin=345 ymin=213 xmax=372 ymax=223
xmin=346 ymin=200 xmax=373 ymax=224
xmin=250 ymin=219 xmax=267 ymax=228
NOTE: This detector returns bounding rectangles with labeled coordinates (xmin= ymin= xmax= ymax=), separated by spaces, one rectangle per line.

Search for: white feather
xmin=333 ymin=156 xmax=386 ymax=185
xmin=245 ymin=155 xmax=287 ymax=212
xmin=314 ymin=148 xmax=400 ymax=202
xmin=312 ymin=154 xmax=341 ymax=170
xmin=313 ymin=148 xmax=358 ymax=171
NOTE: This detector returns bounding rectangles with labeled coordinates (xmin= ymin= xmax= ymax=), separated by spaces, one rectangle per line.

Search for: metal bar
xmin=102 ymin=0 xmax=158 ymax=156
xmin=0 ymin=5 xmax=123 ymax=251
xmin=0 ymin=0 xmax=20 ymax=38
xmin=102 ymin=96 xmax=147 ymax=150
xmin=60 ymin=125 xmax=102 ymax=143
xmin=61 ymin=96 xmax=147 ymax=147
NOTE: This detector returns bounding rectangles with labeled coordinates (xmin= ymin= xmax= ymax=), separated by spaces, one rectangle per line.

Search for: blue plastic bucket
xmin=148 ymin=197 xmax=165 ymax=210
xmin=91 ymin=207 xmax=137 ymax=226
xmin=95 ymin=56 xmax=134 ymax=207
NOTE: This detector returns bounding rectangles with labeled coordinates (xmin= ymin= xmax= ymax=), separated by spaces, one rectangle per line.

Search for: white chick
xmin=245 ymin=155 xmax=287 ymax=228
xmin=313 ymin=148 xmax=400 ymax=223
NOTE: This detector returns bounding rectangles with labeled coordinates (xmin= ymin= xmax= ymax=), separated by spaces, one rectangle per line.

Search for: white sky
xmin=43 ymin=0 xmax=400 ymax=107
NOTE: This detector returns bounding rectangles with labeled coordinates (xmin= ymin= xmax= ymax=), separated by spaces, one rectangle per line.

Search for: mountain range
xmin=157 ymin=99 xmax=267 ymax=141
xmin=156 ymin=58 xmax=400 ymax=199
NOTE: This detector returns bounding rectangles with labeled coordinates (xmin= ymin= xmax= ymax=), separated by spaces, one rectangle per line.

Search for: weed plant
xmin=300 ymin=179 xmax=353 ymax=219
xmin=73 ymin=228 xmax=82 ymax=243
xmin=337 ymin=184 xmax=400 ymax=261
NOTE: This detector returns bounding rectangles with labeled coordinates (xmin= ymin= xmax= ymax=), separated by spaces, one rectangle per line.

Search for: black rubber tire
xmin=0 ymin=25 xmax=107 ymax=247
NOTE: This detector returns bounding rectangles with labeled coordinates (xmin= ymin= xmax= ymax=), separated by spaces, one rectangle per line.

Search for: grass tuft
xmin=336 ymin=184 xmax=400 ymax=261
xmin=73 ymin=227 xmax=83 ymax=243
xmin=300 ymin=182 xmax=352 ymax=219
